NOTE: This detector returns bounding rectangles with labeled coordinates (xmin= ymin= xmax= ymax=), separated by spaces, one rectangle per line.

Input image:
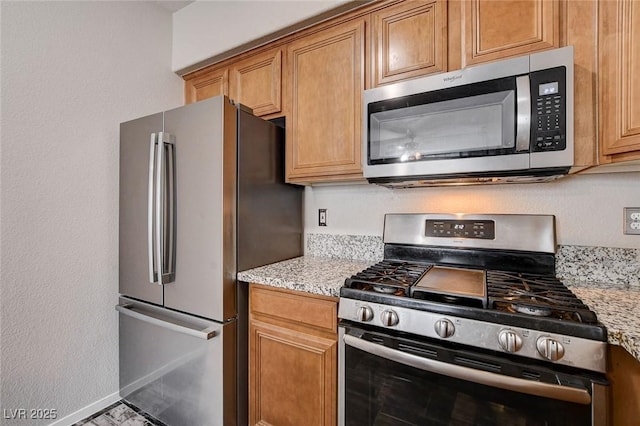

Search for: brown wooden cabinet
xmin=230 ymin=48 xmax=284 ymax=117
xmin=285 ymin=18 xmax=366 ymax=183
xmin=249 ymin=284 xmax=338 ymax=426
xmin=371 ymin=0 xmax=447 ymax=86
xmin=184 ymin=66 xmax=228 ymax=104
xmin=180 ymin=0 xmax=640 ymax=182
xmin=564 ymin=0 xmax=599 ymax=169
xmin=451 ymin=0 xmax=561 ymax=69
xmin=607 ymin=345 xmax=640 ymax=425
xmin=598 ymin=0 xmax=640 ymax=164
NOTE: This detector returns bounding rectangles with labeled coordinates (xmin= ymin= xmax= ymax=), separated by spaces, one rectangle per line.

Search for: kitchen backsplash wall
xmin=303 ymin=172 xmax=640 ymax=250
xmin=306 ymin=234 xmax=383 ymax=262
xmin=555 ymin=245 xmax=640 ymax=286
xmin=305 ymin=233 xmax=640 ymax=286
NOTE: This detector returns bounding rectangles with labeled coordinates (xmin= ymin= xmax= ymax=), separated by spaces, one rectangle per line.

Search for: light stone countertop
xmin=239 ymin=255 xmax=640 ymax=363
xmin=566 ymin=280 xmax=640 ymax=362
xmin=238 ymin=256 xmax=373 ymax=298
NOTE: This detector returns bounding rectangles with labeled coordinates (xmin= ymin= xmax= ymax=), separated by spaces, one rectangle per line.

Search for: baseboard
xmin=48 ymin=392 xmax=120 ymax=426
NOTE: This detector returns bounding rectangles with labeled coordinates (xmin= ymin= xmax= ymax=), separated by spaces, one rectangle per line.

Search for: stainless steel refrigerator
xmin=117 ymin=96 xmax=302 ymax=425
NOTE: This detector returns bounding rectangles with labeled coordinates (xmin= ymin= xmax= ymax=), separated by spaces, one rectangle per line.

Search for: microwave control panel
xmin=530 ymin=66 xmax=567 ymax=152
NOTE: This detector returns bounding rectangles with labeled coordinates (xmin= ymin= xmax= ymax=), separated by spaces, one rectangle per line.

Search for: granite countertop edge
xmin=238 ymin=256 xmax=640 ymax=363
xmin=237 ymin=255 xmax=372 ymax=298
xmin=564 ymin=279 xmax=640 ymax=363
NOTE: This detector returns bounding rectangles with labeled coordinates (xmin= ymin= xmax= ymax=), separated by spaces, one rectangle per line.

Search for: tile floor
xmin=73 ymin=400 xmax=166 ymax=426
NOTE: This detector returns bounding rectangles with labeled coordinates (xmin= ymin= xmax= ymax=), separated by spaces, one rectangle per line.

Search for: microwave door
xmin=369 ymin=84 xmax=519 ymax=158
xmin=371 ymin=91 xmax=517 ymax=162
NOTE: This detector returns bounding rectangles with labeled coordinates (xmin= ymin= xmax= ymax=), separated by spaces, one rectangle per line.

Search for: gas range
xmin=338 ymin=214 xmax=607 ymax=373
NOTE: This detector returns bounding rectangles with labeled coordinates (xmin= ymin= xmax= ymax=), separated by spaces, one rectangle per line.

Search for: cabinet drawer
xmin=250 ymin=285 xmax=337 ymax=334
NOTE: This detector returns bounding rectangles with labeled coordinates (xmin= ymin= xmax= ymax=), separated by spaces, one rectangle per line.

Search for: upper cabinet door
xmin=286 ymin=18 xmax=366 ymax=183
xmin=230 ymin=48 xmax=283 ymax=117
xmin=184 ymin=67 xmax=229 ymax=104
xmin=599 ymin=0 xmax=640 ymax=161
xmin=455 ymin=0 xmax=561 ymax=68
xmin=372 ymin=0 xmax=447 ymax=87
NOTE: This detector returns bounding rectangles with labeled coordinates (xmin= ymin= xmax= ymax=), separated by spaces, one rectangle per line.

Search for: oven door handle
xmin=343 ymin=333 xmax=592 ymax=405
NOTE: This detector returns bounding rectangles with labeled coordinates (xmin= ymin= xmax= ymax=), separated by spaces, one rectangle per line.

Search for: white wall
xmin=172 ymin=0 xmax=351 ymax=72
xmin=0 ymin=2 xmax=183 ymax=424
xmin=304 ymin=172 xmax=640 ymax=249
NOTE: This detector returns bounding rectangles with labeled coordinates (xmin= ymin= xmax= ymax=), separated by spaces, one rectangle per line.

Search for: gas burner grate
xmin=487 ymin=271 xmax=598 ymax=323
xmin=344 ymin=260 xmax=431 ymax=296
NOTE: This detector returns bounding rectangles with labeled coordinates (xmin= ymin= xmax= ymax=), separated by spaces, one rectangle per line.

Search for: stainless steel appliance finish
xmin=118 ymin=297 xmax=235 ymax=425
xmin=383 ymin=213 xmax=556 ymax=253
xmin=118 ymin=96 xmax=302 ymax=426
xmin=338 ymin=297 xmax=607 ymax=373
xmin=338 ymin=213 xmax=608 ymax=426
xmin=339 ymin=325 xmax=608 ymax=426
xmin=363 ymin=46 xmax=574 ymax=187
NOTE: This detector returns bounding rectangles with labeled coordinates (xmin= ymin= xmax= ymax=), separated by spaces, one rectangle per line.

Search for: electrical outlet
xmin=319 ymin=209 xmax=327 ymax=227
xmin=624 ymin=207 xmax=640 ymax=235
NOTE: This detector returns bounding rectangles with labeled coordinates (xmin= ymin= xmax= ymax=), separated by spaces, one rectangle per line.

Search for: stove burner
xmin=510 ymin=304 xmax=553 ymax=317
xmin=372 ymin=285 xmax=398 ymax=294
xmin=344 ymin=260 xmax=431 ymax=296
xmin=500 ymin=287 xmax=570 ymax=316
xmin=487 ymin=270 xmax=598 ymax=323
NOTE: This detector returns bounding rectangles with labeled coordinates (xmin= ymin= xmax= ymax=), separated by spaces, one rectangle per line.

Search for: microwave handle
xmin=343 ymin=333 xmax=591 ymax=405
xmin=515 ymin=75 xmax=531 ymax=152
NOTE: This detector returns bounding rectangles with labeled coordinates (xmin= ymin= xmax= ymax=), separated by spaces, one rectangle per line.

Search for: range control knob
xmin=434 ymin=319 xmax=455 ymax=338
xmin=380 ymin=310 xmax=399 ymax=327
xmin=356 ymin=306 xmax=374 ymax=322
xmin=498 ymin=329 xmax=523 ymax=353
xmin=537 ymin=337 xmax=565 ymax=361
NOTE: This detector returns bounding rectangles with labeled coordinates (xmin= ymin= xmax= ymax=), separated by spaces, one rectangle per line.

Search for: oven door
xmin=339 ymin=324 xmax=608 ymax=426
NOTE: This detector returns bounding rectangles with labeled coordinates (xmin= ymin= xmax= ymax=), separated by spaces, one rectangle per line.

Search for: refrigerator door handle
xmin=155 ymin=132 xmax=165 ymax=285
xmin=157 ymin=132 xmax=176 ymax=284
xmin=116 ymin=303 xmax=218 ymax=340
xmin=164 ymin=136 xmax=176 ymax=283
xmin=148 ymin=133 xmax=159 ymax=284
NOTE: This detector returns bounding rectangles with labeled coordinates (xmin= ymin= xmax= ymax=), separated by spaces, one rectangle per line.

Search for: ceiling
xmin=155 ymin=1 xmax=194 ymax=13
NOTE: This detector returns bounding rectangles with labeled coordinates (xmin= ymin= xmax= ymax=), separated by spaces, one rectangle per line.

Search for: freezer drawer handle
xmin=116 ymin=304 xmax=217 ymax=340
xmin=343 ymin=333 xmax=592 ymax=405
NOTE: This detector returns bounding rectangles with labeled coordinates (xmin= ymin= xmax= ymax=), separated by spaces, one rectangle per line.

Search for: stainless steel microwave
xmin=363 ymin=46 xmax=574 ymax=187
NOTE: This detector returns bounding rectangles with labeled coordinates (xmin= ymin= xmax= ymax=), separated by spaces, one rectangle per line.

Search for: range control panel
xmin=338 ymin=298 xmax=607 ymax=374
xmin=425 ymin=220 xmax=495 ymax=239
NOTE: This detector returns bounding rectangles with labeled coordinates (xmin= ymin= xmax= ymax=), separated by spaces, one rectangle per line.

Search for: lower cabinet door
xmin=249 ymin=319 xmax=337 ymax=426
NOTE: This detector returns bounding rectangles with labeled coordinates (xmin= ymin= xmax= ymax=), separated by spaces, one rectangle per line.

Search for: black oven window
xmin=344 ymin=344 xmax=591 ymax=426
